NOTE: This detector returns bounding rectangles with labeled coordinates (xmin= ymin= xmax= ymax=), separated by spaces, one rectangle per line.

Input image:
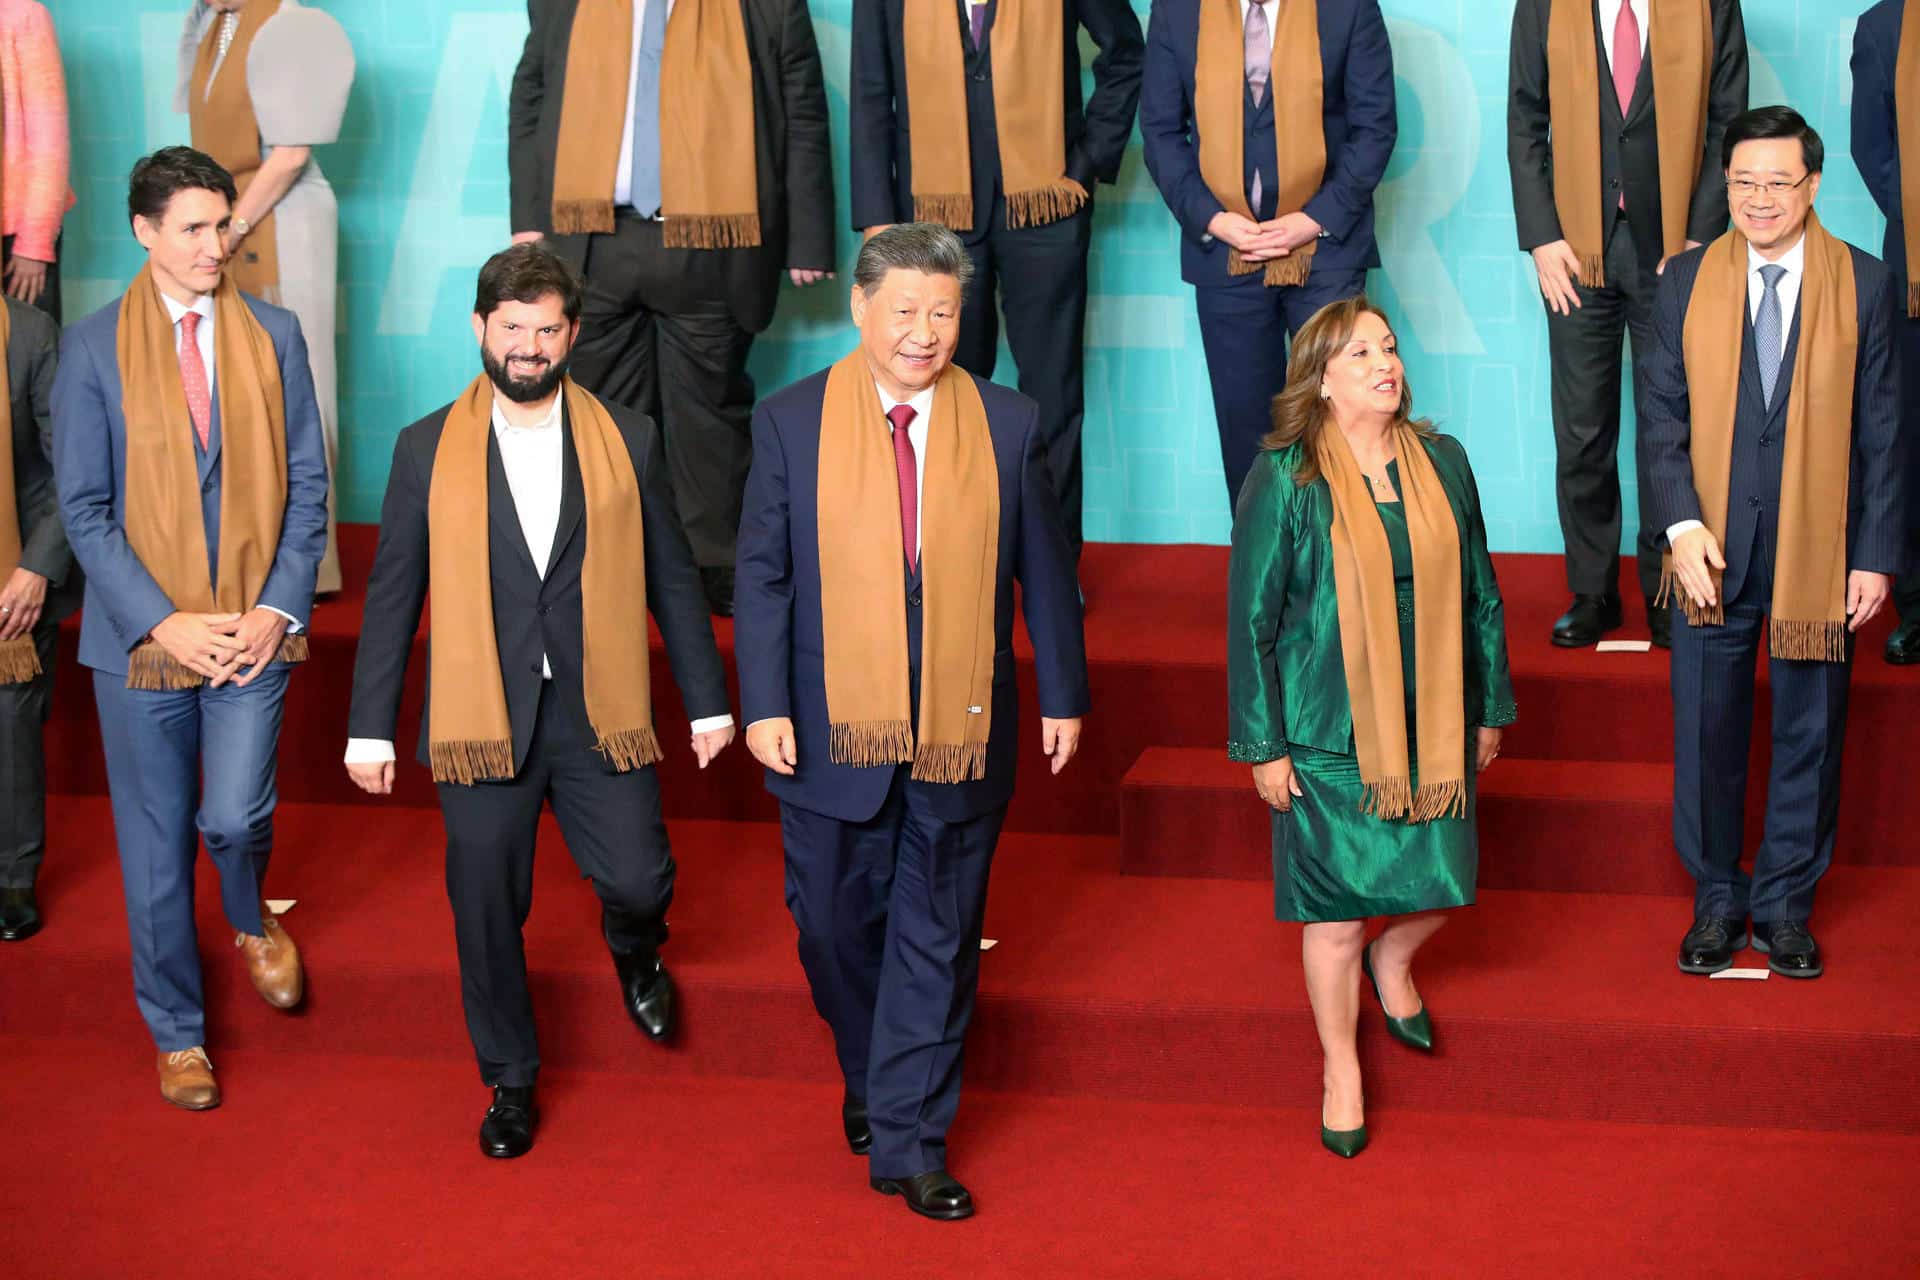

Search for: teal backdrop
xmin=50 ymin=0 xmax=1888 ymax=550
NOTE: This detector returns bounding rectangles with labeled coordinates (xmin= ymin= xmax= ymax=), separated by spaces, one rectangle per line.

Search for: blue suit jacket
xmin=734 ymin=366 xmax=1090 ymax=824
xmin=51 ymin=292 xmax=329 ymax=676
xmin=1138 ymin=0 xmax=1396 ymax=287
xmin=1852 ymin=0 xmax=1910 ymax=287
xmin=1639 ymin=239 xmax=1908 ymax=601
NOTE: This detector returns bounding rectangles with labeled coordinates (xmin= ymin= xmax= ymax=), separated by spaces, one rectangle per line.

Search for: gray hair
xmin=853 ymin=222 xmax=975 ymax=298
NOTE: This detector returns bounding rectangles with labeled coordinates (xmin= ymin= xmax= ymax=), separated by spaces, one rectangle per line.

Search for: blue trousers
xmin=781 ymin=771 xmax=1006 ymax=1180
xmin=93 ymin=665 xmax=289 ymax=1051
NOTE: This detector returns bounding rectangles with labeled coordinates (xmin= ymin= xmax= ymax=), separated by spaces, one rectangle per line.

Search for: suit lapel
xmin=486 ymin=431 xmax=543 ymax=584
xmin=198 ymin=378 xmax=223 ymax=482
xmin=546 ymin=410 xmax=585 ymax=581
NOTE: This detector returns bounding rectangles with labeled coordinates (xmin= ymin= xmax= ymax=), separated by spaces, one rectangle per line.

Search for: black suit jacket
xmin=347 ymin=394 xmax=730 ymax=774
xmin=1508 ymin=0 xmax=1748 ymax=272
xmin=6 ymin=297 xmax=79 ymax=624
xmin=508 ymin=0 xmax=837 ymax=334
xmin=848 ymin=0 xmax=1144 ymax=232
xmin=1852 ymin=0 xmax=1909 ymax=286
xmin=1640 ymin=239 xmax=1908 ymax=600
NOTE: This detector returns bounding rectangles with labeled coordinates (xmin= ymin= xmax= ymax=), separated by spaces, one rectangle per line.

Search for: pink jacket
xmin=0 ymin=0 xmax=72 ymax=262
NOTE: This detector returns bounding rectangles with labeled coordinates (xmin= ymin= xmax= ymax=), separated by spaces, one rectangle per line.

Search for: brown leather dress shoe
xmin=157 ymin=1047 xmax=221 ymax=1110
xmin=235 ymin=904 xmax=304 ymax=1009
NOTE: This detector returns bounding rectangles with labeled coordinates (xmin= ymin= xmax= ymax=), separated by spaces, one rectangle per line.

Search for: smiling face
xmin=1319 ymin=308 xmax=1404 ymax=425
xmin=851 ymin=268 xmax=962 ymax=402
xmin=472 ymin=293 xmax=578 ymax=404
xmin=1726 ymin=137 xmax=1820 ymax=257
xmin=132 ymin=185 xmax=232 ymax=302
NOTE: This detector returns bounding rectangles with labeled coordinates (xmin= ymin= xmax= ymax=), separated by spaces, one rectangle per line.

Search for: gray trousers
xmin=0 ymin=622 xmax=59 ymax=888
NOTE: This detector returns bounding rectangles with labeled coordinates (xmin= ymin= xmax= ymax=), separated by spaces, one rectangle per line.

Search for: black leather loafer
xmin=842 ymin=1089 xmax=871 ymax=1156
xmin=1885 ymin=620 xmax=1920 ymax=666
xmin=1751 ymin=920 xmax=1822 ymax=978
xmin=1646 ymin=598 xmax=1673 ymax=650
xmin=1552 ymin=594 xmax=1624 ymax=647
xmin=479 ymin=1084 xmax=538 ymax=1159
xmin=1677 ymin=915 xmax=1748 ymax=974
xmin=613 ymin=948 xmax=676 ymax=1041
xmin=871 ymin=1170 xmax=974 ymax=1220
xmin=0 ymin=887 xmax=40 ymax=942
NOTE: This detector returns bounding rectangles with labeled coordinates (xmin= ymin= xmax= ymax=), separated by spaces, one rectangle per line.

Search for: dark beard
xmin=482 ymin=347 xmax=569 ymax=404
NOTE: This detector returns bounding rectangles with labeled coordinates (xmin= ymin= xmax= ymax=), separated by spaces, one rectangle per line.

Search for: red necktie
xmin=178 ymin=310 xmax=212 ymax=451
xmin=1612 ymin=3 xmax=1641 ymax=207
xmin=887 ymin=403 xmax=919 ymax=575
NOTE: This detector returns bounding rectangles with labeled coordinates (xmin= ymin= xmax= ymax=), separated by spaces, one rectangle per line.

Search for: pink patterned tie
xmin=1246 ymin=2 xmax=1271 ymax=213
xmin=887 ymin=403 xmax=919 ymax=575
xmin=1612 ymin=3 xmax=1641 ymax=208
xmin=178 ymin=311 xmax=212 ymax=452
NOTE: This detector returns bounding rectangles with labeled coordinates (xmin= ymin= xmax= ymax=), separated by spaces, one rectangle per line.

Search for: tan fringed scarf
xmin=1318 ymin=424 xmax=1467 ymax=822
xmin=549 ymin=0 xmax=760 ymax=248
xmin=1545 ymin=0 xmax=1709 ymax=288
xmin=117 ymin=265 xmax=307 ymax=690
xmin=1196 ymin=0 xmax=1324 ymax=287
xmin=816 ymin=352 xmax=999 ymax=782
xmin=1670 ymin=216 xmax=1858 ymax=661
xmin=902 ymin=0 xmax=1087 ymax=231
xmin=1896 ymin=0 xmax=1920 ymax=316
xmin=189 ymin=0 xmax=283 ymax=299
xmin=426 ymin=375 xmax=660 ymax=784
xmin=0 ymin=303 xmax=42 ymax=685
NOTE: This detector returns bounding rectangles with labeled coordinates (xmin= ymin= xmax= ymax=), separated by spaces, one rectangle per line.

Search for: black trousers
xmin=0 ymin=622 xmax=58 ymax=888
xmin=437 ymin=683 xmax=674 ymax=1087
xmin=954 ymin=198 xmax=1093 ymax=557
xmin=1892 ymin=314 xmax=1920 ymax=622
xmin=1 ymin=233 xmax=61 ymax=323
xmin=1544 ymin=217 xmax=1663 ymax=602
xmin=570 ymin=213 xmax=755 ymax=569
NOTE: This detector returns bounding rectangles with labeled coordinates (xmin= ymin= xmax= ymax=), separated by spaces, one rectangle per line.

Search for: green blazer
xmin=1226 ymin=434 xmax=1517 ymax=763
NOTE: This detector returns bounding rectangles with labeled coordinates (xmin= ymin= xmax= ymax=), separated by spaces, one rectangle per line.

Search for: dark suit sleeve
xmin=848 ymin=0 xmax=900 ymax=229
xmin=509 ymin=0 xmax=551 ymax=236
xmin=778 ymin=0 xmax=837 ymax=269
xmin=1448 ymin=440 xmax=1517 ymax=728
xmin=18 ymin=312 xmax=72 ymax=587
xmin=346 ymin=431 xmax=431 ymax=743
xmin=1013 ymin=401 xmax=1089 ymax=718
xmin=633 ymin=417 xmax=730 ymax=721
xmin=1851 ymin=9 xmax=1901 ymax=218
xmin=1139 ymin=0 xmax=1223 ymax=244
xmin=256 ymin=314 xmax=329 ymax=625
xmin=1507 ymin=0 xmax=1562 ymax=252
xmin=1300 ymin=0 xmax=1395 ymax=241
xmin=1072 ymin=0 xmax=1146 ymax=188
xmin=733 ymin=400 xmax=793 ymax=725
xmin=1848 ymin=260 xmax=1907 ymax=577
xmin=1685 ymin=0 xmax=1748 ymax=246
xmin=1637 ymin=255 xmax=1705 ymax=534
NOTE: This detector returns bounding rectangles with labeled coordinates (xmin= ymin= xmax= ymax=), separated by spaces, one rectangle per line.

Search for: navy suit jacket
xmin=734 ymin=366 xmax=1090 ymax=824
xmin=1139 ymin=0 xmax=1396 ymax=286
xmin=1852 ymin=0 xmax=1910 ymax=287
xmin=1640 ymin=238 xmax=1907 ymax=602
xmin=52 ymin=292 xmax=329 ymax=676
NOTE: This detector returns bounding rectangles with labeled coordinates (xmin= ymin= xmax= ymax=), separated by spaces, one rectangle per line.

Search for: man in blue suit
xmin=1641 ymin=109 xmax=1905 ymax=980
xmin=1139 ymin=0 xmax=1396 ymax=506
xmin=735 ymin=223 xmax=1088 ymax=1220
xmin=1851 ymin=0 xmax=1920 ymax=665
xmin=53 ymin=148 xmax=329 ymax=1109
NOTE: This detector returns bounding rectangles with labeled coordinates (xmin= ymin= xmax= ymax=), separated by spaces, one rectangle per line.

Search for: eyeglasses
xmin=1724 ymin=174 xmax=1813 ymax=198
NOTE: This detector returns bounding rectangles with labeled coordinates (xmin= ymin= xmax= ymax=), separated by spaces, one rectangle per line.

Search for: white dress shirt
xmin=1597 ymin=0 xmax=1651 ymax=74
xmin=1665 ymin=232 xmax=1808 ymax=548
xmin=344 ymin=388 xmax=731 ymax=766
xmin=613 ymin=0 xmax=674 ymax=211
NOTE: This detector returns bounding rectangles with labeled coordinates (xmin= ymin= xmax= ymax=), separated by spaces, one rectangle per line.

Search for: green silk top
xmin=1226 ymin=435 xmax=1518 ymax=764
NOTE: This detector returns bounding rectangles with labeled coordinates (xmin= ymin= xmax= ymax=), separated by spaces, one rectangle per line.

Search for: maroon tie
xmin=887 ymin=403 xmax=919 ymax=575
xmin=1611 ymin=3 xmax=1641 ymax=207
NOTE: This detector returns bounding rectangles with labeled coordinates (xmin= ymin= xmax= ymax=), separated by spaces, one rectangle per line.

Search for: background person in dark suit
xmin=849 ymin=0 xmax=1144 ymax=562
xmin=734 ymin=223 xmax=1088 ymax=1221
xmin=1640 ymin=108 xmax=1905 ymax=981
xmin=1140 ymin=0 xmax=1396 ymax=510
xmin=1509 ymin=0 xmax=1748 ymax=649
xmin=509 ymin=0 xmax=836 ymax=617
xmin=1850 ymin=0 xmax=1920 ymax=664
xmin=344 ymin=245 xmax=732 ymax=1160
xmin=0 ymin=295 xmax=72 ymax=941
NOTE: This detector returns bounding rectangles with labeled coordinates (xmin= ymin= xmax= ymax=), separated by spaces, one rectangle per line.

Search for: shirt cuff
xmin=263 ymin=604 xmax=304 ymax=635
xmin=690 ymin=714 xmax=734 ymax=735
xmin=1665 ymin=519 xmax=1705 ymax=547
xmin=344 ymin=738 xmax=396 ymax=765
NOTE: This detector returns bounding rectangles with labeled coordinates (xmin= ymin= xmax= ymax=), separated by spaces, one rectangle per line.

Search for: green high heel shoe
xmin=1320 ymin=1122 xmax=1369 ymax=1159
xmin=1363 ymin=941 xmax=1434 ymax=1053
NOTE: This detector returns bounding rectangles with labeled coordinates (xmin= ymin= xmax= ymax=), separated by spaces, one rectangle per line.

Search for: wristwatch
xmin=232 ymin=216 xmax=252 ymax=239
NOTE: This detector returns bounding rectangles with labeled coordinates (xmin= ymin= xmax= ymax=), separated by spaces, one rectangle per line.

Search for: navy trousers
xmin=1892 ymin=315 xmax=1920 ymax=621
xmin=781 ymin=770 xmax=1007 ymax=1180
xmin=93 ymin=664 xmax=289 ymax=1051
xmin=1670 ymin=544 xmax=1853 ymax=924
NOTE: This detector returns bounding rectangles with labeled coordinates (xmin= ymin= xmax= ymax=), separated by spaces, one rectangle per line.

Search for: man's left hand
xmin=1847 ymin=570 xmax=1892 ymax=632
xmin=0 ymin=567 xmax=48 ymax=641
xmin=1261 ymin=211 xmax=1324 ymax=254
xmin=218 ymin=607 xmax=291 ymax=687
xmin=691 ymin=723 xmax=737 ymax=769
xmin=789 ymin=268 xmax=834 ymax=287
xmin=1042 ymin=717 xmax=1082 ymax=775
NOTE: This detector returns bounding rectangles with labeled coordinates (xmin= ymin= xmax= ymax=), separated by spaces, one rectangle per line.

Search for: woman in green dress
xmin=1227 ymin=297 xmax=1516 ymax=1158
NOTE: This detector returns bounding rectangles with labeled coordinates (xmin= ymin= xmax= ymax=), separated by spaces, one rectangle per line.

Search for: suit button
xmin=907 ymin=590 xmax=923 ymax=607
xmin=1748 ymin=496 xmax=1762 ymax=508
xmin=1609 ymin=177 xmax=1621 ymax=189
xmin=971 ymin=71 xmax=986 ymax=82
xmin=1759 ymin=435 xmax=1774 ymax=447
xmin=1619 ymin=131 xmax=1630 ymax=144
xmin=202 ymin=478 xmax=214 ymax=494
xmin=538 ymin=604 xmax=551 ymax=616
xmin=530 ymin=663 xmax=542 ymax=674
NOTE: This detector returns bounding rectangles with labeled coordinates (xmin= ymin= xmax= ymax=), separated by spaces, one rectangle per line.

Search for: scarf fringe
xmin=1226 ymin=248 xmax=1313 ymax=288
xmin=277 ymin=633 xmax=309 ymax=665
xmin=551 ymin=199 xmax=617 ymax=237
xmin=1410 ymin=778 xmax=1468 ymax=824
xmin=594 ymin=725 xmax=664 ymax=772
xmin=910 ymin=740 xmax=989 ymax=785
xmin=1579 ymin=251 xmax=1605 ymax=290
xmin=1769 ymin=617 xmax=1850 ymax=663
xmin=1003 ymin=179 xmax=1088 ymax=230
xmin=913 ymin=194 xmax=975 ymax=232
xmin=1680 ymin=593 xmax=1725 ymax=627
xmin=1359 ymin=775 xmax=1413 ymax=820
xmin=1654 ymin=556 xmax=1676 ymax=608
xmin=662 ymin=213 xmax=763 ymax=250
xmin=430 ymin=738 xmax=516 ymax=787
xmin=0 ymin=635 xmax=41 ymax=685
xmin=1908 ymin=280 xmax=1920 ymax=320
xmin=829 ymin=719 xmax=916 ymax=768
xmin=126 ymin=643 xmax=207 ymax=691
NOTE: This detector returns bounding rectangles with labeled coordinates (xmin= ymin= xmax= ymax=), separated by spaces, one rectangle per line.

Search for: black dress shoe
xmin=1885 ymin=620 xmax=1920 ymax=665
xmin=842 ymin=1089 xmax=871 ymax=1156
xmin=1646 ymin=598 xmax=1673 ymax=650
xmin=1677 ymin=915 xmax=1748 ymax=974
xmin=0 ymin=887 xmax=40 ymax=942
xmin=479 ymin=1084 xmax=538 ymax=1159
xmin=871 ymin=1170 xmax=974 ymax=1220
xmin=1751 ymin=920 xmax=1823 ymax=978
xmin=612 ymin=947 xmax=676 ymax=1041
xmin=1551 ymin=594 xmax=1624 ymax=648
xmin=701 ymin=566 xmax=735 ymax=617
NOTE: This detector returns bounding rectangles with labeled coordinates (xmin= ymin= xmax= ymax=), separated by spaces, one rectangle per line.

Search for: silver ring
xmin=0 ymin=605 xmax=10 ymax=613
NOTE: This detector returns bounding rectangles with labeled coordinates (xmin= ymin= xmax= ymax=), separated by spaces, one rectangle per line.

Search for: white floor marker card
xmin=1596 ymin=640 xmax=1653 ymax=653
xmin=980 ymin=939 xmax=998 ymax=951
xmin=265 ymin=899 xmax=297 ymax=915
xmin=1709 ymin=967 xmax=1769 ymax=980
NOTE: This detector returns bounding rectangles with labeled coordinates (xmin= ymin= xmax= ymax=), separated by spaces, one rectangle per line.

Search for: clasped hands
xmin=150 ymin=606 xmax=289 ymax=688
xmin=1252 ymin=728 xmax=1503 ymax=812
xmin=1207 ymin=210 xmax=1322 ymax=263
xmin=747 ymin=716 xmax=1085 ymax=777
xmin=1668 ymin=526 xmax=1889 ymax=631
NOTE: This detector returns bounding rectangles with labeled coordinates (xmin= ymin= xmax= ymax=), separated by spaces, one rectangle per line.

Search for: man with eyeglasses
xmin=1640 ymin=106 xmax=1906 ymax=979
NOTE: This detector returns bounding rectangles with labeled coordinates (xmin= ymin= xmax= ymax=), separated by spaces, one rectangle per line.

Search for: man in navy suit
xmin=52 ymin=148 xmax=329 ymax=1108
xmin=1641 ymin=109 xmax=1905 ymax=979
xmin=1139 ymin=0 xmax=1396 ymax=507
xmin=735 ymin=223 xmax=1088 ymax=1220
xmin=1851 ymin=0 xmax=1920 ymax=665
